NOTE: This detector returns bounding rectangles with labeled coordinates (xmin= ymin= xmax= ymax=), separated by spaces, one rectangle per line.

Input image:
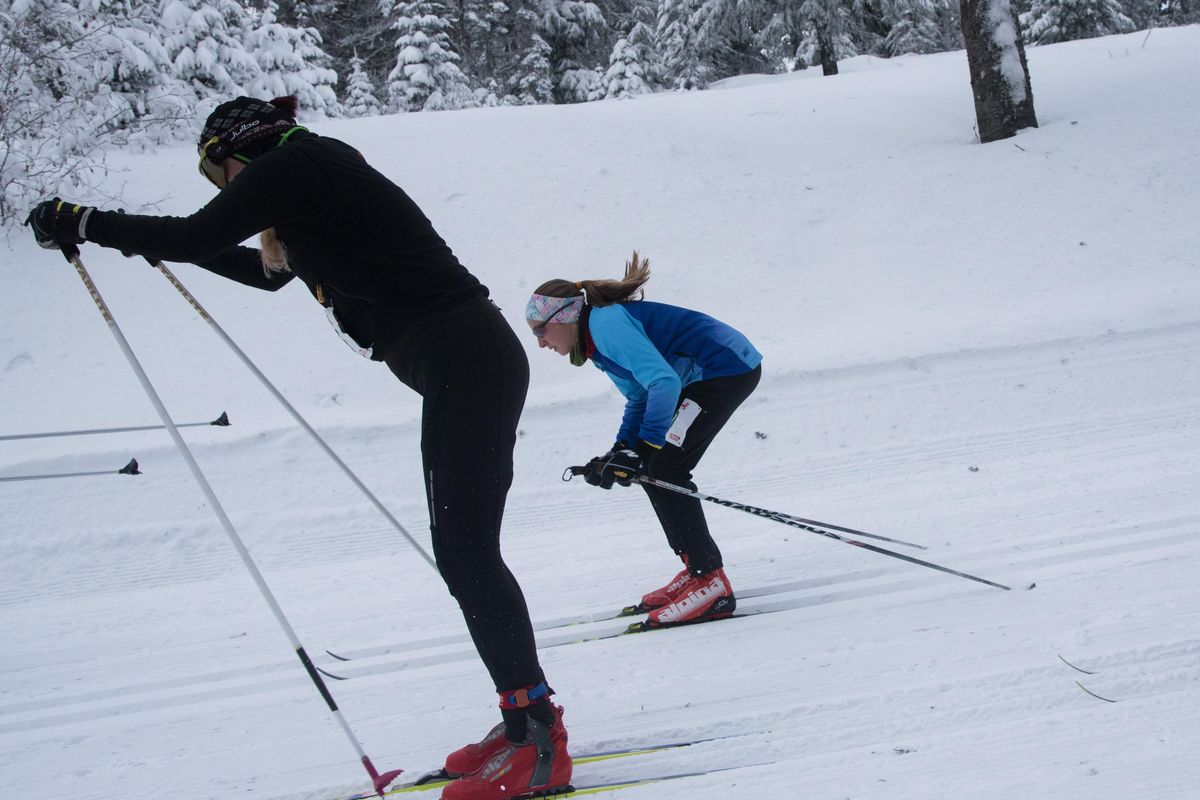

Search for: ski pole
xmin=768 ymin=509 xmax=925 ymax=548
xmin=562 ymin=466 xmax=925 ymax=549
xmin=564 ymin=467 xmax=1010 ymax=591
xmin=639 ymin=474 xmax=1010 ymax=591
xmin=0 ymin=412 xmax=229 ymax=442
xmin=59 ymin=246 xmax=402 ymax=797
xmin=0 ymin=458 xmax=140 ymax=483
xmin=143 ymin=258 xmax=435 ymax=573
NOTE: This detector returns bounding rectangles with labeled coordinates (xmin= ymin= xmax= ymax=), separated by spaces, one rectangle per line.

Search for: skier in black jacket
xmin=26 ymin=96 xmax=570 ymax=800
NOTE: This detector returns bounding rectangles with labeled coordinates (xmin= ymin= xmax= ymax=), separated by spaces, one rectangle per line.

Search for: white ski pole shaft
xmin=63 ymin=251 xmax=401 ymax=795
xmin=147 ymin=259 xmax=436 ymax=573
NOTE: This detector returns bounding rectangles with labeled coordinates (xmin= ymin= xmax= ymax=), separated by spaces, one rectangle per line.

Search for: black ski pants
xmin=642 ymin=364 xmax=762 ymax=575
xmin=382 ymin=295 xmax=543 ymax=694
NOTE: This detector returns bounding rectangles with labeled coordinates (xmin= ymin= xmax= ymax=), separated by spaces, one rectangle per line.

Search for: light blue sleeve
xmin=590 ymin=306 xmax=682 ymax=445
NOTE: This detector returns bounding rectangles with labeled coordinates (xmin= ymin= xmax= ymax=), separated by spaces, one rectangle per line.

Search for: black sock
xmin=501 ymin=698 xmax=555 ymax=742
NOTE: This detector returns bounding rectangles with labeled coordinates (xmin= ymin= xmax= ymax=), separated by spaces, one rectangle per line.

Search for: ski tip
xmin=316 ymin=665 xmax=347 ymax=681
xmin=1075 ymin=680 xmax=1117 ymax=703
xmin=1057 ymin=653 xmax=1096 ymax=675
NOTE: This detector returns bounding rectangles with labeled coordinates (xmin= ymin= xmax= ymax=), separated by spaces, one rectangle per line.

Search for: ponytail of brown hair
xmin=534 ymin=250 xmax=651 ymax=307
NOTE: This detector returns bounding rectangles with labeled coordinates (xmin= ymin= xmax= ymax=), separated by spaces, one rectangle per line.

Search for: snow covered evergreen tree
xmin=385 ymin=0 xmax=476 ymax=111
xmin=592 ymin=3 xmax=663 ymax=98
xmin=83 ymin=0 xmax=183 ymax=131
xmin=1159 ymin=0 xmax=1198 ymax=23
xmin=158 ymin=0 xmax=262 ymax=104
xmin=539 ymin=0 xmax=609 ymax=102
xmin=444 ymin=0 xmax=505 ymax=81
xmin=689 ymin=0 xmax=773 ymax=78
xmin=511 ymin=31 xmax=556 ymax=103
xmin=794 ymin=0 xmax=858 ymax=74
xmin=274 ymin=0 xmax=338 ymax=26
xmin=625 ymin=8 xmax=666 ymax=88
xmin=343 ymin=52 xmax=384 ymax=116
xmin=245 ymin=1 xmax=340 ymax=115
xmin=596 ymin=36 xmax=650 ymax=98
xmin=1020 ymin=0 xmax=1134 ymax=45
xmin=656 ymin=0 xmax=707 ymax=88
xmin=933 ymin=0 xmax=964 ymax=50
xmin=477 ymin=2 xmax=540 ymax=103
xmin=882 ymin=0 xmax=943 ymax=54
xmin=319 ymin=0 xmax=395 ymax=101
xmin=0 ymin=0 xmax=189 ymax=221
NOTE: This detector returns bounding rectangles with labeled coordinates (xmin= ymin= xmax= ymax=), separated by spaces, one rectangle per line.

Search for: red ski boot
xmin=637 ymin=555 xmax=691 ymax=611
xmin=441 ymin=704 xmax=571 ymax=800
xmin=443 ymin=718 xmax=508 ymax=778
xmin=646 ymin=568 xmax=735 ymax=627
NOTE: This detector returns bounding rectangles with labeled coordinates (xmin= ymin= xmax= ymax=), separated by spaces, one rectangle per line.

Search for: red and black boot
xmin=442 ymin=719 xmax=508 ymax=779
xmin=441 ymin=683 xmax=572 ymax=800
xmin=633 ymin=555 xmax=691 ymax=612
xmin=646 ymin=568 xmax=735 ymax=627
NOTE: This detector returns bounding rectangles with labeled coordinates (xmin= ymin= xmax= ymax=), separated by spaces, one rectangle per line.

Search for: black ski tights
xmin=383 ymin=295 xmax=544 ymax=693
xmin=642 ymin=365 xmax=762 ymax=575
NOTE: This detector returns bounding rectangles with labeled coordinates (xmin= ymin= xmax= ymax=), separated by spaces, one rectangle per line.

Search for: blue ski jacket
xmin=586 ymin=301 xmax=762 ymax=447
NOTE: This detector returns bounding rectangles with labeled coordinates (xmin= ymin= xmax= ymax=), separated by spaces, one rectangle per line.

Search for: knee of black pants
xmin=435 ymin=546 xmax=505 ymax=600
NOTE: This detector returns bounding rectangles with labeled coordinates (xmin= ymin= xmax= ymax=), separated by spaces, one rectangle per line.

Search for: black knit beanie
xmin=198 ymin=96 xmax=299 ymax=160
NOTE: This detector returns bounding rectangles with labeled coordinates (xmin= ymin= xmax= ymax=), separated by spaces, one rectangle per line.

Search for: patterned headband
xmin=525 ymin=293 xmax=584 ymax=326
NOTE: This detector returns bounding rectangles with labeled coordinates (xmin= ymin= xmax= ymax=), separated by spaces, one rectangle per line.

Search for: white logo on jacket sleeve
xmin=666 ymin=399 xmax=702 ymax=447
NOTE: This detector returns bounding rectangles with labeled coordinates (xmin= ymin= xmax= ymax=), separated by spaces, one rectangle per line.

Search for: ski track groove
xmin=3 ymin=322 xmax=1198 ymax=800
xmin=271 ymin=510 xmax=1200 ymax=664
xmin=4 ymin=514 xmax=1196 ymax=733
xmin=4 ymin=326 xmax=1196 ymax=607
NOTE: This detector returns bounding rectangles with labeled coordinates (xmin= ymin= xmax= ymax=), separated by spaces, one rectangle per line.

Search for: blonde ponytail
xmin=260 ymin=227 xmax=291 ymax=275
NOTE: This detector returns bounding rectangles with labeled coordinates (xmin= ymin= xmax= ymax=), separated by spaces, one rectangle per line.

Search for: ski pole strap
xmin=499 ymin=681 xmax=550 ymax=709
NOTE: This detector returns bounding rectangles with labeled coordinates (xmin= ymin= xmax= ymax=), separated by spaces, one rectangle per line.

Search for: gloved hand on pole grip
xmin=582 ymin=443 xmax=619 ymax=487
xmin=584 ymin=444 xmax=653 ymax=489
xmin=25 ymin=198 xmax=92 ymax=251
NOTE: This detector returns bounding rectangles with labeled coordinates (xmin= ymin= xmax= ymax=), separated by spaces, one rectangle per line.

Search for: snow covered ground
xmin=2 ymin=26 xmax=1199 ymax=800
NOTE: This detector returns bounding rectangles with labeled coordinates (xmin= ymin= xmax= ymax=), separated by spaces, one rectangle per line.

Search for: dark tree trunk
xmin=817 ymin=25 xmax=838 ymax=76
xmin=960 ymin=0 xmax=1038 ymax=143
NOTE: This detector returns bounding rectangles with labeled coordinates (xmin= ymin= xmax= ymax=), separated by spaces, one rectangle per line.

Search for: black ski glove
xmin=582 ymin=443 xmax=621 ymax=486
xmin=584 ymin=444 xmax=651 ymax=489
xmin=25 ymin=198 xmax=92 ymax=251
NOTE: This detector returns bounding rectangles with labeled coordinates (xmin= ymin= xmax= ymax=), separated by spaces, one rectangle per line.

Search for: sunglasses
xmin=531 ymin=305 xmax=577 ymax=338
xmin=197 ymin=135 xmax=227 ymax=188
xmin=197 ymin=135 xmax=251 ymax=189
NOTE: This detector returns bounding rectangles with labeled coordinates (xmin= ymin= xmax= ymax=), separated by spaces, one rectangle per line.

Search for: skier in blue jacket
xmin=527 ymin=252 xmax=762 ymax=627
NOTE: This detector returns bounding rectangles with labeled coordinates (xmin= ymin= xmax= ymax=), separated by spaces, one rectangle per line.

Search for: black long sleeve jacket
xmin=84 ymin=132 xmax=485 ymax=359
